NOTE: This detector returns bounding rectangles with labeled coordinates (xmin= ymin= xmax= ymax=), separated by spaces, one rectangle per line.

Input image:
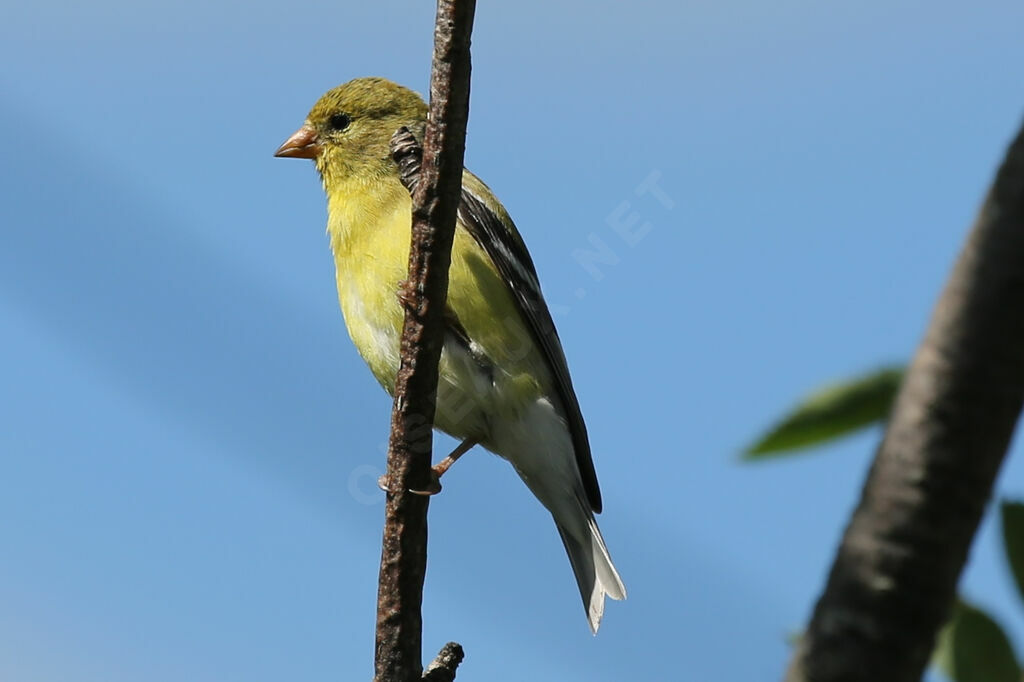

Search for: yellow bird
xmin=275 ymin=77 xmax=625 ymax=632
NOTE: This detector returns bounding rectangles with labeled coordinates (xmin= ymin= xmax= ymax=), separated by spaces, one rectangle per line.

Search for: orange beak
xmin=274 ymin=125 xmax=320 ymax=159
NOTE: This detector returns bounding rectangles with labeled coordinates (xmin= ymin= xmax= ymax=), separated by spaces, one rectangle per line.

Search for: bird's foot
xmin=377 ymin=471 xmax=443 ymax=496
xmin=396 ymin=279 xmax=417 ymax=311
xmin=410 ymin=468 xmax=444 ymax=496
xmin=375 ymin=440 xmax=476 ymax=496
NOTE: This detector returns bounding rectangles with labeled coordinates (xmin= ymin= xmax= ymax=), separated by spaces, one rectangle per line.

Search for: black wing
xmin=458 ymin=186 xmax=603 ymax=513
xmin=387 ymin=128 xmax=602 ymax=512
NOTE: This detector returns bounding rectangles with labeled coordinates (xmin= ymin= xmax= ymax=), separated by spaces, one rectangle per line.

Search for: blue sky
xmin=3 ymin=1 xmax=1024 ymax=679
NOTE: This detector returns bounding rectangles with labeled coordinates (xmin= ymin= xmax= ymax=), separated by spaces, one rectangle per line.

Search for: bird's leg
xmin=380 ymin=439 xmax=477 ymax=496
xmin=433 ymin=438 xmax=477 ymax=478
xmin=409 ymin=438 xmax=477 ymax=496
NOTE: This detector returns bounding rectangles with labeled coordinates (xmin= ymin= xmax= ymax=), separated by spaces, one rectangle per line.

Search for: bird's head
xmin=275 ymin=77 xmax=427 ymax=188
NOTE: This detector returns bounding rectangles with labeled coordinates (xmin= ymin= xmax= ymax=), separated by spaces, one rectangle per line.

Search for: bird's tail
xmin=556 ymin=502 xmax=627 ymax=634
xmin=490 ymin=397 xmax=625 ymax=632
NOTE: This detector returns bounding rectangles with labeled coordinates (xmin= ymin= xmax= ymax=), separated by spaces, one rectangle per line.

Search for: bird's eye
xmin=328 ymin=113 xmax=351 ymax=131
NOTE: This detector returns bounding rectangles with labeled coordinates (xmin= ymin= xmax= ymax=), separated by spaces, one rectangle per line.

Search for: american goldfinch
xmin=275 ymin=77 xmax=625 ymax=632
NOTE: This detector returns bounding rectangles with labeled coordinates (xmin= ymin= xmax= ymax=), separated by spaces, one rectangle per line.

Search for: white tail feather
xmin=557 ymin=506 xmax=626 ymax=634
xmin=489 ymin=397 xmax=625 ymax=632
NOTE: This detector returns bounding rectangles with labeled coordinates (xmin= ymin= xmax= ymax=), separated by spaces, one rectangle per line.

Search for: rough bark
xmin=373 ymin=2 xmax=476 ymax=681
xmin=785 ymin=118 xmax=1024 ymax=682
xmin=422 ymin=642 xmax=466 ymax=682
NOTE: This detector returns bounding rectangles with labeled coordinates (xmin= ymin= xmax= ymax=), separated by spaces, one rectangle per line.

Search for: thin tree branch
xmin=373 ymin=2 xmax=475 ymax=682
xmin=785 ymin=117 xmax=1024 ymax=682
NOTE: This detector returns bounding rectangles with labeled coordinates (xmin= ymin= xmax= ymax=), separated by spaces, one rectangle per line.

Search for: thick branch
xmin=785 ymin=118 xmax=1024 ymax=682
xmin=373 ymin=2 xmax=476 ymax=682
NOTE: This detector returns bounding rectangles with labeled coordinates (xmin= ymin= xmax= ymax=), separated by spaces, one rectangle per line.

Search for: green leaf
xmin=743 ymin=367 xmax=904 ymax=460
xmin=1000 ymin=500 xmax=1024 ymax=608
xmin=934 ymin=599 xmax=1020 ymax=682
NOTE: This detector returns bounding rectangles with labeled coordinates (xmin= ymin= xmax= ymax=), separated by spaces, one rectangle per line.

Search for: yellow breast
xmin=327 ymin=177 xmax=411 ymax=392
xmin=325 ymin=172 xmax=552 ymax=443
